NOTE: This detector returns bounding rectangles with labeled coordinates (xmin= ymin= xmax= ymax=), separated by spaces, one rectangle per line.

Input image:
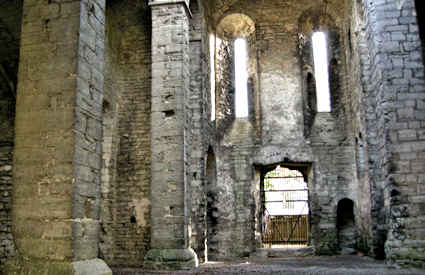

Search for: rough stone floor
xmin=112 ymin=255 xmax=425 ymax=275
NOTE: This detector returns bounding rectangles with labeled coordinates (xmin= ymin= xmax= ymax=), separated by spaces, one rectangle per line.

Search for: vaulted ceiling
xmin=201 ymin=0 xmax=350 ymax=31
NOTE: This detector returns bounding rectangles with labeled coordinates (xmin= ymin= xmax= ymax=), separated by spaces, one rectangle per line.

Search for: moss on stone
xmin=4 ymin=256 xmax=74 ymax=275
xmin=316 ymin=229 xmax=339 ymax=255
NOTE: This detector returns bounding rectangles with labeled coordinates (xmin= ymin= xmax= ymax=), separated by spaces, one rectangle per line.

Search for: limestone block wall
xmin=149 ymin=1 xmax=190 ymax=250
xmin=13 ymin=0 xmax=80 ymax=262
xmin=358 ymin=0 xmax=425 ymax=268
xmin=9 ymin=0 xmax=105 ymax=269
xmin=188 ymin=0 xmax=209 ymax=263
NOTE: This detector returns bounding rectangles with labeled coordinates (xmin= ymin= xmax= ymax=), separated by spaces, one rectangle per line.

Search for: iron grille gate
xmin=262 ymin=167 xmax=309 ymax=246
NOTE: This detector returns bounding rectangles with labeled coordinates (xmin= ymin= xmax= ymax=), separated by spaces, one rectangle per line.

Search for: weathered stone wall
xmin=415 ymin=0 xmax=424 ymax=62
xmin=357 ymin=0 xmax=425 ymax=268
xmin=72 ymin=0 xmax=105 ymax=262
xmin=345 ymin=0 xmax=373 ymax=254
xmin=188 ymin=0 xmax=210 ymax=263
xmin=145 ymin=0 xmax=196 ymax=267
xmin=202 ymin=0 xmax=362 ymax=259
xmin=100 ymin=0 xmax=152 ymax=267
xmin=0 ymin=0 xmax=21 ymax=266
xmin=215 ymin=38 xmax=234 ymax=137
xmin=9 ymin=0 xmax=105 ymax=271
xmin=2 ymin=0 xmax=424 ymax=269
xmin=12 ymin=0 xmax=79 ymax=262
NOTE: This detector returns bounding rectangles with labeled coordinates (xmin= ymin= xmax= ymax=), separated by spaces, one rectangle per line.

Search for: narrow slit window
xmin=210 ymin=34 xmax=216 ymax=121
xmin=235 ymin=38 xmax=248 ymax=118
xmin=312 ymin=31 xmax=331 ymax=112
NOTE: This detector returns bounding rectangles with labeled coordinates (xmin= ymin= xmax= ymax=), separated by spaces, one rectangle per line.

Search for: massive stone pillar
xmin=361 ymin=0 xmax=425 ymax=267
xmin=144 ymin=0 xmax=198 ymax=270
xmin=6 ymin=0 xmax=110 ymax=273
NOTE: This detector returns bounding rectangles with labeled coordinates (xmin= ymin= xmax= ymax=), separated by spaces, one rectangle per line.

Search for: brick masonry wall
xmin=0 ymin=70 xmax=16 ymax=267
xmin=99 ymin=3 xmax=120 ymax=263
xmin=0 ymin=0 xmax=21 ymax=266
xmin=101 ymin=0 xmax=152 ymax=267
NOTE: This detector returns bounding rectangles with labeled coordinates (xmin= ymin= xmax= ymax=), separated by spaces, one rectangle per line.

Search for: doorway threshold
xmin=251 ymin=246 xmax=314 ymax=259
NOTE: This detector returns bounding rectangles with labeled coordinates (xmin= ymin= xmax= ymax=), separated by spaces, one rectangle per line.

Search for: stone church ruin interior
xmin=0 ymin=0 xmax=425 ymax=273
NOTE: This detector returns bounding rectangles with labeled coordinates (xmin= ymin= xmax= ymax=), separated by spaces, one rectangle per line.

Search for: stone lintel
xmin=144 ymin=248 xmax=198 ymax=270
xmin=148 ymin=0 xmax=192 ymax=17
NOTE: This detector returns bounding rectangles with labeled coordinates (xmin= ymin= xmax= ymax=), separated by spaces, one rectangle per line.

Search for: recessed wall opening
xmin=312 ymin=31 xmax=331 ymax=112
xmin=205 ymin=148 xmax=218 ymax=261
xmin=415 ymin=0 xmax=425 ymax=64
xmin=210 ymin=34 xmax=216 ymax=121
xmin=215 ymin=13 xmax=255 ymax=130
xmin=261 ymin=165 xmax=310 ymax=248
xmin=337 ymin=198 xmax=356 ymax=253
xmin=235 ymin=37 xmax=248 ymax=118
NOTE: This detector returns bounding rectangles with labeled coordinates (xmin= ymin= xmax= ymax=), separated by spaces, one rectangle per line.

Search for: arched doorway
xmin=261 ymin=165 xmax=310 ymax=248
xmin=337 ymin=198 xmax=356 ymax=253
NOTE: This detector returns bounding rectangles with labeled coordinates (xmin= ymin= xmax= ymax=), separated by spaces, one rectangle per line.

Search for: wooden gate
xmin=263 ymin=214 xmax=309 ymax=245
xmin=262 ymin=166 xmax=310 ymax=246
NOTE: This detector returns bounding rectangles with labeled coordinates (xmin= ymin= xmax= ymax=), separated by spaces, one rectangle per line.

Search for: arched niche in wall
xmin=297 ymin=9 xmax=344 ymax=137
xmin=214 ymin=13 xmax=259 ymax=138
xmin=336 ymin=198 xmax=356 ymax=253
xmin=205 ymin=146 xmax=218 ymax=261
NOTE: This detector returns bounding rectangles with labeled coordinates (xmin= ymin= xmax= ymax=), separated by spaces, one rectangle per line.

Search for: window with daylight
xmin=210 ymin=34 xmax=216 ymax=121
xmin=234 ymin=38 xmax=248 ymax=118
xmin=312 ymin=31 xmax=331 ymax=112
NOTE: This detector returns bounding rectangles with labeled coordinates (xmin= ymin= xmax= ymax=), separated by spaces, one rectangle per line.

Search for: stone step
xmin=251 ymin=246 xmax=314 ymax=259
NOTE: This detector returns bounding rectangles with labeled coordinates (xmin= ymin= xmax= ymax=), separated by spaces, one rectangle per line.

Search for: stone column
xmin=6 ymin=0 xmax=110 ymax=274
xmin=144 ymin=0 xmax=198 ymax=270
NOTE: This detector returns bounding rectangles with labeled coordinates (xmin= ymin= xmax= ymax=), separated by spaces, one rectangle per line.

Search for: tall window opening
xmin=210 ymin=34 xmax=216 ymax=121
xmin=312 ymin=31 xmax=331 ymax=112
xmin=261 ymin=166 xmax=309 ymax=248
xmin=235 ymin=38 xmax=248 ymax=118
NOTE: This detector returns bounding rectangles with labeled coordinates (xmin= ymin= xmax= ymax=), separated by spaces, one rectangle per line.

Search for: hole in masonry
xmin=163 ymin=110 xmax=175 ymax=118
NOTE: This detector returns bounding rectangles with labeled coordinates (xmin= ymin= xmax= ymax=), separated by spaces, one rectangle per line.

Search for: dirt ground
xmin=112 ymin=255 xmax=425 ymax=275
